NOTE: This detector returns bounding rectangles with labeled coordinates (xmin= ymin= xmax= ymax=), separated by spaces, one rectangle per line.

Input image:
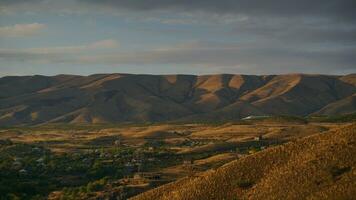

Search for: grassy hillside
xmin=308 ymin=113 xmax=356 ymax=123
xmin=313 ymin=94 xmax=356 ymax=116
xmin=0 ymin=74 xmax=355 ymax=125
xmin=131 ymin=123 xmax=356 ymax=200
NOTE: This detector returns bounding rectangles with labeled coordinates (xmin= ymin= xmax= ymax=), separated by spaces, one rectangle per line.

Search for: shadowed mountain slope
xmin=314 ymin=94 xmax=356 ymax=115
xmin=130 ymin=123 xmax=356 ymax=200
xmin=0 ymin=74 xmax=355 ymax=125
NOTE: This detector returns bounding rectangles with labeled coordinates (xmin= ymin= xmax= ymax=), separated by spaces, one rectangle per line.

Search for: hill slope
xmin=130 ymin=123 xmax=356 ymax=200
xmin=0 ymin=74 xmax=355 ymax=125
xmin=313 ymin=94 xmax=356 ymax=115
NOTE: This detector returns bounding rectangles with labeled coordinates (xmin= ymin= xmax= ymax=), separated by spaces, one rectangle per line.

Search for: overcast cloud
xmin=0 ymin=23 xmax=45 ymax=37
xmin=0 ymin=0 xmax=355 ymax=75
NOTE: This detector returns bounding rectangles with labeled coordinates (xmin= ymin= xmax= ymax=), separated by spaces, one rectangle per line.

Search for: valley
xmin=0 ymin=116 xmax=353 ymax=199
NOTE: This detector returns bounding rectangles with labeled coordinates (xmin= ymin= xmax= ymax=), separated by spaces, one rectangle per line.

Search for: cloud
xmin=0 ymin=0 xmax=83 ymax=15
xmin=88 ymin=39 xmax=119 ymax=49
xmin=0 ymin=23 xmax=46 ymax=37
xmin=2 ymin=1 xmax=355 ymax=23
xmin=1 ymin=41 xmax=354 ymax=74
xmin=77 ymin=41 xmax=355 ymax=69
xmin=2 ymin=1 xmax=354 ymax=45
xmin=77 ymin=0 xmax=356 ymax=23
xmin=0 ymin=39 xmax=119 ymax=64
xmin=0 ymin=0 xmax=41 ymax=6
xmin=229 ymin=17 xmax=356 ymax=45
xmin=3 ymin=39 xmax=119 ymax=55
xmin=0 ymin=1 xmax=354 ymax=75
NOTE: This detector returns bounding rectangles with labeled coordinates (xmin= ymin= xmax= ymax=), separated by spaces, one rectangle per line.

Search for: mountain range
xmin=0 ymin=73 xmax=355 ymax=125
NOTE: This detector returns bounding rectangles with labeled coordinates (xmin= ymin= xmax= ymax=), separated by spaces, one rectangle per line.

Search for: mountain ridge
xmin=0 ymin=73 xmax=355 ymax=125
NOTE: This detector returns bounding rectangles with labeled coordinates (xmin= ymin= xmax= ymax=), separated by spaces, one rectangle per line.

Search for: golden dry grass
xmin=130 ymin=123 xmax=356 ymax=200
xmin=0 ymin=122 xmax=343 ymax=153
xmin=194 ymin=153 xmax=237 ymax=167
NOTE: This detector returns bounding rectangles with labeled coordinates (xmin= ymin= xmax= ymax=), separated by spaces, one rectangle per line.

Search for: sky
xmin=0 ymin=0 xmax=355 ymax=76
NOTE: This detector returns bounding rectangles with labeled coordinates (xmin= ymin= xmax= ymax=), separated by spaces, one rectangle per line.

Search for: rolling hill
xmin=313 ymin=94 xmax=356 ymax=115
xmin=0 ymin=73 xmax=355 ymax=125
xmin=130 ymin=123 xmax=356 ymax=200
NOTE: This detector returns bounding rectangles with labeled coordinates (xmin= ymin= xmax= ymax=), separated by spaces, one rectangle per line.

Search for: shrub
xmin=235 ymin=180 xmax=254 ymax=189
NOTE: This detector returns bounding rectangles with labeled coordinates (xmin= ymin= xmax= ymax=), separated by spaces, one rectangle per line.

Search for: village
xmin=0 ymin=130 xmax=272 ymax=199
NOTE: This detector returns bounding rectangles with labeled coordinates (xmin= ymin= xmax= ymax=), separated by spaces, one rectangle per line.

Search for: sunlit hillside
xmin=131 ymin=123 xmax=356 ymax=200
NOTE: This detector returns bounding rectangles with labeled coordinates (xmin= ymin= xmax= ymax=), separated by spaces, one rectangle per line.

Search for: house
xmin=147 ymin=158 xmax=155 ymax=162
xmin=19 ymin=169 xmax=28 ymax=175
xmin=237 ymin=154 xmax=245 ymax=158
xmin=134 ymin=172 xmax=161 ymax=180
xmin=254 ymin=135 xmax=263 ymax=141
xmin=102 ymin=160 xmax=114 ymax=164
xmin=32 ymin=147 xmax=41 ymax=152
xmin=14 ymin=157 xmax=21 ymax=161
xmin=183 ymin=159 xmax=194 ymax=165
xmin=242 ymin=115 xmax=269 ymax=120
xmin=124 ymin=162 xmax=136 ymax=173
xmin=114 ymin=140 xmax=122 ymax=146
xmin=133 ymin=173 xmax=142 ymax=179
xmin=12 ymin=161 xmax=22 ymax=170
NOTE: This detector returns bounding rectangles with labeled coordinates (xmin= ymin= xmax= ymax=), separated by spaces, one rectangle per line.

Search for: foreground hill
xmin=130 ymin=123 xmax=356 ymax=200
xmin=0 ymin=74 xmax=355 ymax=125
